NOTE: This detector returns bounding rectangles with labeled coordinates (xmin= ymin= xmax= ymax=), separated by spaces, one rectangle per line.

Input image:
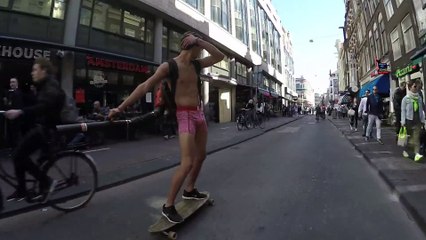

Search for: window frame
xmin=384 ymin=0 xmax=394 ymax=20
xmin=401 ymin=14 xmax=416 ymax=53
xmin=390 ymin=26 xmax=402 ymax=60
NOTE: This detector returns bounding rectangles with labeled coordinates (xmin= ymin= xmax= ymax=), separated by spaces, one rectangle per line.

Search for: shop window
xmin=75 ymin=68 xmax=86 ymax=78
xmin=0 ymin=0 xmax=8 ymax=7
xmin=401 ymin=14 xmax=416 ymax=52
xmin=214 ymin=58 xmax=230 ymax=71
xmin=107 ymin=72 xmax=118 ymax=85
xmin=146 ymin=20 xmax=154 ymax=44
xmin=53 ymin=0 xmax=66 ymax=19
xmin=92 ymin=1 xmax=122 ymax=34
xmin=122 ymin=75 xmax=134 ymax=86
xmin=162 ymin=26 xmax=168 ymax=48
xmin=12 ymin=0 xmax=52 ymax=17
xmin=170 ymin=30 xmax=182 ymax=52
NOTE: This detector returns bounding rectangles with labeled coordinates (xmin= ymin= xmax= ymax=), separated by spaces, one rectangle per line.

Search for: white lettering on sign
xmin=0 ymin=45 xmax=51 ymax=59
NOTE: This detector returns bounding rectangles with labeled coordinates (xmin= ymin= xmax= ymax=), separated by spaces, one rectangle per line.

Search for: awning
xmin=258 ymin=88 xmax=271 ymax=97
xmin=271 ymin=92 xmax=279 ymax=98
xmin=411 ymin=45 xmax=426 ymax=61
xmin=358 ymin=74 xmax=390 ymax=97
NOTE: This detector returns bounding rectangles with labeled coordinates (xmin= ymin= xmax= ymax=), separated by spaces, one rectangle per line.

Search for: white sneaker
xmin=415 ymin=153 xmax=424 ymax=162
xmin=354 ymin=128 xmax=358 ymax=132
xmin=403 ymin=151 xmax=409 ymax=158
xmin=350 ymin=126 xmax=353 ymax=131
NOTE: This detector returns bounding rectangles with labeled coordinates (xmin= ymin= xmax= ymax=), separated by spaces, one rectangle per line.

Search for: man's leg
xmin=165 ymin=133 xmax=196 ymax=207
xmin=9 ymin=127 xmax=47 ymax=200
xmin=185 ymin=126 xmax=207 ymax=192
xmin=366 ymin=115 xmax=375 ymax=139
xmin=395 ymin=111 xmax=401 ymax=140
xmin=376 ymin=116 xmax=382 ymax=140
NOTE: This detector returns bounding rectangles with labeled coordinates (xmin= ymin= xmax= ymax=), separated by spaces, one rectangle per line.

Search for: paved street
xmin=1 ymin=116 xmax=424 ymax=240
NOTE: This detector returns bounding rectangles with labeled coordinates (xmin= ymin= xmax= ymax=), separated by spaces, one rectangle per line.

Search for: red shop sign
xmin=86 ymin=55 xmax=150 ymax=73
xmin=75 ymin=88 xmax=85 ymax=104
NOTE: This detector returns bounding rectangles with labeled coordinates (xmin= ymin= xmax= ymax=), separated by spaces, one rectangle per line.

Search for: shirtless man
xmin=108 ymin=32 xmax=224 ymax=223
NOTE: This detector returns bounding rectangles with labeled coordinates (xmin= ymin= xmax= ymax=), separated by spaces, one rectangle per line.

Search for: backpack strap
xmin=167 ymin=59 xmax=179 ymax=100
xmin=192 ymin=60 xmax=203 ymax=105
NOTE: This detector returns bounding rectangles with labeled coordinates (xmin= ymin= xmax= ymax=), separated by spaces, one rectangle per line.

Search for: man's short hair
xmin=34 ymin=57 xmax=53 ymax=75
xmin=181 ymin=31 xmax=202 ymax=50
xmin=400 ymin=81 xmax=406 ymax=87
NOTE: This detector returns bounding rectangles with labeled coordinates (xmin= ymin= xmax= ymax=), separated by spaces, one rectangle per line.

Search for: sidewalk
xmin=0 ymin=116 xmax=303 ymax=217
xmin=329 ymin=117 xmax=426 ymax=233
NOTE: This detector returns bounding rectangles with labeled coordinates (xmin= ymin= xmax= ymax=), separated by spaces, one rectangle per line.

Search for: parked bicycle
xmin=236 ymin=108 xmax=253 ymax=130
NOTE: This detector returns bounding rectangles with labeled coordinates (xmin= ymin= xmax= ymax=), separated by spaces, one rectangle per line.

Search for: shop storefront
xmin=73 ymin=53 xmax=155 ymax=115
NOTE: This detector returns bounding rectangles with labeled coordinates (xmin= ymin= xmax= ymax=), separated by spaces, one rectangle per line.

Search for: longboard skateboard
xmin=148 ymin=192 xmax=214 ymax=239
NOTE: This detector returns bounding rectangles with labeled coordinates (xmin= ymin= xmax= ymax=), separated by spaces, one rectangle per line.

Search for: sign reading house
xmin=86 ymin=55 xmax=150 ymax=74
xmin=0 ymin=45 xmax=51 ymax=59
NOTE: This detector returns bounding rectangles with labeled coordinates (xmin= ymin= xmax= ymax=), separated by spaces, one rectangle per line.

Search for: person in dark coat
xmin=366 ymin=86 xmax=384 ymax=144
xmin=4 ymin=78 xmax=24 ymax=149
xmin=393 ymin=81 xmax=406 ymax=140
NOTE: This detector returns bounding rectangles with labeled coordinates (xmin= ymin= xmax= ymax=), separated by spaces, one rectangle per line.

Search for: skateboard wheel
xmin=168 ymin=231 xmax=177 ymax=240
xmin=207 ymin=199 xmax=215 ymax=206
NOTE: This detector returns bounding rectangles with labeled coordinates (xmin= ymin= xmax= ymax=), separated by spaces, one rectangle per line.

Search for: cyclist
xmin=4 ymin=58 xmax=64 ymax=202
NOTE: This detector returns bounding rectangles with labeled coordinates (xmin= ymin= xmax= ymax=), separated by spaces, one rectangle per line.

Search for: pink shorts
xmin=176 ymin=106 xmax=208 ymax=135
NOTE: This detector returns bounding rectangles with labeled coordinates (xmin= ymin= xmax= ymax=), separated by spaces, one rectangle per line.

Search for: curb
xmin=0 ymin=117 xmax=303 ymax=219
xmin=328 ymin=118 xmax=426 ymax=236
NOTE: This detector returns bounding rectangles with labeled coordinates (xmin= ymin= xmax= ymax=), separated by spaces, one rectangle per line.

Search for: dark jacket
xmin=393 ymin=87 xmax=406 ymax=113
xmin=367 ymin=93 xmax=384 ymax=117
xmin=5 ymin=88 xmax=24 ymax=110
xmin=22 ymin=77 xmax=65 ymax=129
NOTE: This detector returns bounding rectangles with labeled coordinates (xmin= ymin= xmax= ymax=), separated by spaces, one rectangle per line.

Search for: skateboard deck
xmin=148 ymin=192 xmax=213 ymax=239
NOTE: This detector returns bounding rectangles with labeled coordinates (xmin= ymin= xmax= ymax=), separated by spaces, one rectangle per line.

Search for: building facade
xmin=0 ymin=0 xmax=296 ymax=125
xmin=327 ymin=71 xmax=340 ymax=104
xmin=296 ymin=76 xmax=314 ymax=108
xmin=342 ymin=0 xmax=424 ymax=119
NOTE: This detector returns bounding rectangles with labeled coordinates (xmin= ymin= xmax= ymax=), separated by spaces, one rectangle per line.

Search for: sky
xmin=272 ymin=0 xmax=345 ymax=94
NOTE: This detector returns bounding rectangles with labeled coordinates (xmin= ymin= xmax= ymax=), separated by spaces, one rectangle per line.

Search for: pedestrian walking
xmin=358 ymin=90 xmax=371 ymax=137
xmin=349 ymin=98 xmax=359 ymax=131
xmin=401 ymin=79 xmax=425 ymax=161
xmin=393 ymin=81 xmax=406 ymax=141
xmin=366 ymin=86 xmax=384 ymax=144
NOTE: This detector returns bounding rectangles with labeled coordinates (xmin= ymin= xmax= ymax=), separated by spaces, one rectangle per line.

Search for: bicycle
xmin=236 ymin=108 xmax=253 ymax=131
xmin=0 ymin=125 xmax=98 ymax=213
xmin=0 ymin=109 xmax=157 ymax=215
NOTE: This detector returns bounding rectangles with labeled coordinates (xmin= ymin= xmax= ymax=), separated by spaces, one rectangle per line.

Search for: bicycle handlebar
xmin=56 ymin=110 xmax=160 ymax=133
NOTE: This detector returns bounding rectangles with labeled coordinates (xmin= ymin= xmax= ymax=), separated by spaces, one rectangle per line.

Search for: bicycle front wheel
xmin=44 ymin=151 xmax=98 ymax=212
xmin=236 ymin=115 xmax=244 ymax=131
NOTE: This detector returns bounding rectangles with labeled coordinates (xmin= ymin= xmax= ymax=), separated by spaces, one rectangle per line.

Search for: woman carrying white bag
xmin=401 ymin=79 xmax=425 ymax=162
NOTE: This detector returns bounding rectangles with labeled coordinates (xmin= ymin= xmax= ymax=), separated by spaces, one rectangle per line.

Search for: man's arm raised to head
xmin=117 ymin=62 xmax=169 ymax=112
xmin=195 ymin=38 xmax=225 ymax=68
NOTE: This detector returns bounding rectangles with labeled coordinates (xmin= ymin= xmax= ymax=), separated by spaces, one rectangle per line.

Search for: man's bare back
xmin=174 ymin=59 xmax=200 ymax=107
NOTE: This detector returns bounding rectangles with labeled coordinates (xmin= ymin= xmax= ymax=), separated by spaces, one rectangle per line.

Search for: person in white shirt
xmin=358 ymin=90 xmax=371 ymax=137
